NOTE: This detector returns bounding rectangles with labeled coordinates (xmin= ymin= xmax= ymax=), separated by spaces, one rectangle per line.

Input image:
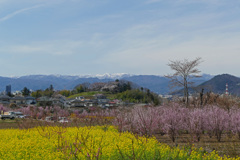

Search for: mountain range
xmin=1 ymin=73 xmax=239 ymax=95
xmin=0 ymin=73 xmax=214 ymax=94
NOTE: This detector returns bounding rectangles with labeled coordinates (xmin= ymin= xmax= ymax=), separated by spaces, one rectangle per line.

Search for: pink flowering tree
xmin=203 ymin=106 xmax=230 ymax=142
xmin=187 ymin=108 xmax=204 ymax=142
xmin=0 ymin=105 xmax=9 ymax=114
xmin=131 ymin=106 xmax=160 ymax=137
xmin=161 ymin=106 xmax=188 ymax=142
xmin=230 ymin=108 xmax=240 ymax=139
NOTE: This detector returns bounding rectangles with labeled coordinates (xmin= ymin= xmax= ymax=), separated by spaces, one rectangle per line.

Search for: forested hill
xmin=198 ymin=74 xmax=240 ymax=96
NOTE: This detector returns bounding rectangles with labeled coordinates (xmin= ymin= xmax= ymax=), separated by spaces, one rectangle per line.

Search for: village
xmin=0 ymin=83 xmax=144 ymax=110
xmin=0 ymin=86 xmax=126 ymax=109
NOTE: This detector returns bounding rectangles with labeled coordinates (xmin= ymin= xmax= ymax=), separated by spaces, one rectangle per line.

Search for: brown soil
xmin=0 ymin=120 xmax=19 ymax=129
xmin=155 ymin=133 xmax=240 ymax=157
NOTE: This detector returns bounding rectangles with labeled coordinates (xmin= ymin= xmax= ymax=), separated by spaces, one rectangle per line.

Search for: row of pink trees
xmin=67 ymin=104 xmax=239 ymax=142
xmin=0 ymin=105 xmax=70 ymax=120
xmin=19 ymin=106 xmax=70 ymax=120
xmin=112 ymin=104 xmax=240 ymax=142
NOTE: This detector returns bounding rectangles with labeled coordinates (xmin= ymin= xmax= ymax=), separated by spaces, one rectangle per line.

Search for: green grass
xmin=68 ymin=91 xmax=108 ymax=99
xmin=67 ymin=91 xmax=101 ymax=99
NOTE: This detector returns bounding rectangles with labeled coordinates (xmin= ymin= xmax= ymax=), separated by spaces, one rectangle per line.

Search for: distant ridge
xmin=198 ymin=74 xmax=240 ymax=96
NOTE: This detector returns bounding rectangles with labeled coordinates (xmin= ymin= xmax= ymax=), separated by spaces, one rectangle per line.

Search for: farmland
xmin=1 ymin=102 xmax=240 ymax=159
xmin=0 ymin=125 xmax=236 ymax=160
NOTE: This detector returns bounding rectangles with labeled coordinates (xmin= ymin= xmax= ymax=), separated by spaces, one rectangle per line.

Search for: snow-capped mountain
xmin=19 ymin=73 xmax=132 ymax=80
xmin=87 ymin=73 xmax=132 ymax=79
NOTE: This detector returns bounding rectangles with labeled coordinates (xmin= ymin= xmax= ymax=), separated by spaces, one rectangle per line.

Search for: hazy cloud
xmin=0 ymin=40 xmax=86 ymax=55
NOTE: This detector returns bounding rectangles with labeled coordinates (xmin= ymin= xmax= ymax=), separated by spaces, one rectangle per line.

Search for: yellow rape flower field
xmin=0 ymin=126 xmax=239 ymax=160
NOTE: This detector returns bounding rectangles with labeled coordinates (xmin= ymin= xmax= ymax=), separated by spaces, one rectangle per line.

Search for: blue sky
xmin=0 ymin=0 xmax=240 ymax=76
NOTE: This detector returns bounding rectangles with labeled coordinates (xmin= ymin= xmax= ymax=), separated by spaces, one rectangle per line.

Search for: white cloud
xmin=0 ymin=5 xmax=43 ymax=22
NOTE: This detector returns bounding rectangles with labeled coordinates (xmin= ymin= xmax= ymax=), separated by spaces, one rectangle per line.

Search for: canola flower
xmin=0 ymin=126 xmax=239 ymax=160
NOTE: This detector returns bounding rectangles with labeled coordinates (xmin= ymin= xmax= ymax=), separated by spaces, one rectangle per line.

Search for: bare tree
xmin=166 ymin=57 xmax=203 ymax=106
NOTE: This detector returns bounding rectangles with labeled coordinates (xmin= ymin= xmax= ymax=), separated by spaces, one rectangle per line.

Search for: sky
xmin=0 ymin=0 xmax=240 ymax=77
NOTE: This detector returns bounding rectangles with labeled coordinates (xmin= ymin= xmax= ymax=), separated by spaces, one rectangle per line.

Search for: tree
xmin=7 ymin=92 xmax=13 ymax=97
xmin=166 ymin=57 xmax=202 ymax=106
xmin=76 ymin=85 xmax=85 ymax=93
xmin=31 ymin=90 xmax=42 ymax=98
xmin=44 ymin=87 xmax=54 ymax=97
xmin=49 ymin=84 xmax=54 ymax=91
xmin=59 ymin=90 xmax=71 ymax=97
xmin=22 ymin=87 xmax=31 ymax=96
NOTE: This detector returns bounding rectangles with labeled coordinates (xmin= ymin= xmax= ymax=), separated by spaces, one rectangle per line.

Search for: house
xmin=94 ymin=94 xmax=107 ymax=100
xmin=70 ymin=99 xmax=85 ymax=107
xmin=107 ymin=101 xmax=118 ymax=107
xmin=52 ymin=94 xmax=70 ymax=108
xmin=63 ymin=99 xmax=72 ymax=108
xmin=51 ymin=94 xmax=67 ymax=107
xmin=37 ymin=96 xmax=53 ymax=106
xmin=112 ymin=99 xmax=123 ymax=105
xmin=10 ymin=96 xmax=26 ymax=105
xmin=25 ymin=96 xmax=36 ymax=105
xmin=0 ymin=95 xmax=11 ymax=106
xmin=97 ymin=98 xmax=110 ymax=108
xmin=76 ymin=96 xmax=85 ymax=100
xmin=84 ymin=99 xmax=98 ymax=107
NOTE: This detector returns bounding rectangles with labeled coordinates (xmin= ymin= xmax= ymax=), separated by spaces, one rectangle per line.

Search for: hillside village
xmin=0 ymin=93 xmax=123 ymax=109
xmin=0 ymin=80 xmax=160 ymax=109
xmin=0 ymin=85 xmax=125 ymax=109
